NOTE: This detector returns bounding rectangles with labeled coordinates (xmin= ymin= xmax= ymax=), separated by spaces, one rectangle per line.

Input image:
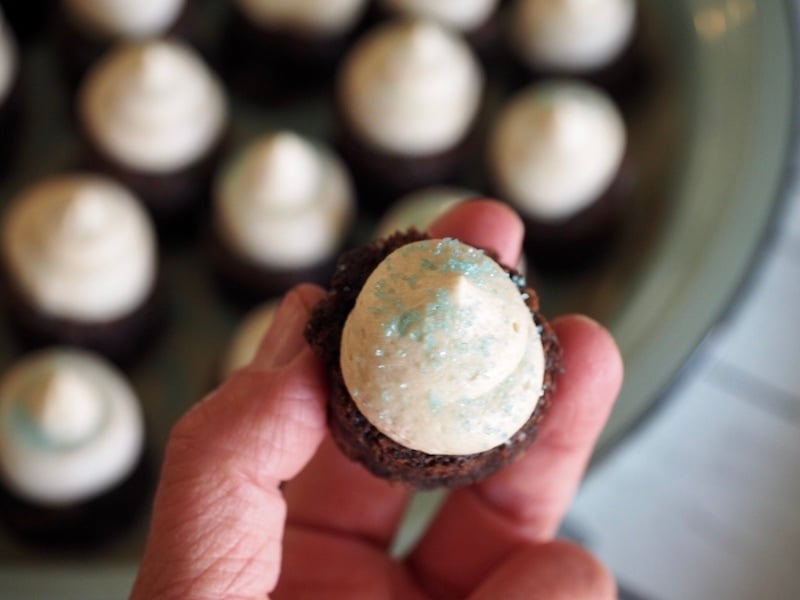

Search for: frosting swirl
xmin=66 ymin=0 xmax=185 ymax=38
xmin=1 ymin=174 xmax=157 ymax=322
xmin=489 ymin=81 xmax=626 ymax=221
xmin=0 ymin=348 xmax=144 ymax=505
xmin=380 ymin=0 xmax=499 ymax=31
xmin=215 ymin=132 xmax=355 ymax=270
xmin=80 ymin=40 xmax=227 ymax=173
xmin=340 ymin=239 xmax=545 ymax=455
xmin=339 ymin=19 xmax=483 ymax=155
xmin=236 ymin=0 xmax=369 ymax=34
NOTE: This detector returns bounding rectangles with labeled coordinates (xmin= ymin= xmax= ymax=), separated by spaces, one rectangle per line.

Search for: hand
xmin=131 ymin=200 xmax=623 ymax=600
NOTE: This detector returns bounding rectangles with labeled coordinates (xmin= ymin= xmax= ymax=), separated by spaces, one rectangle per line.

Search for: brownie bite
xmin=306 ymin=231 xmax=561 ymax=489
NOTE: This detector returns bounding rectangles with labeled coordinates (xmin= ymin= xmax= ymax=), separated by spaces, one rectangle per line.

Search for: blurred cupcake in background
xmin=0 ymin=174 xmax=163 ymax=363
xmin=224 ymin=0 xmax=370 ymax=101
xmin=55 ymin=0 xmax=191 ymax=86
xmin=0 ymin=348 xmax=151 ymax=548
xmin=0 ymin=9 xmax=21 ymax=170
xmin=78 ymin=40 xmax=228 ymax=229
xmin=489 ymin=80 xmax=632 ymax=271
xmin=220 ymin=299 xmax=280 ymax=379
xmin=209 ymin=131 xmax=355 ymax=304
xmin=337 ymin=19 xmax=484 ymax=212
xmin=373 ymin=185 xmax=478 ymax=238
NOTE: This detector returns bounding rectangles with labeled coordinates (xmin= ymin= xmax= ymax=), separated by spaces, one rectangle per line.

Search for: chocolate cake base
xmin=0 ymin=449 xmax=153 ymax=550
xmin=207 ymin=225 xmax=341 ymax=309
xmin=306 ymin=230 xmax=562 ymax=489
xmin=53 ymin=2 xmax=193 ymax=89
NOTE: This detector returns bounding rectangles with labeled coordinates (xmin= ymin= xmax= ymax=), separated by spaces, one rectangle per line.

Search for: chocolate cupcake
xmin=337 ymin=19 xmax=484 ymax=211
xmin=55 ymin=0 xmax=190 ymax=86
xmin=0 ymin=10 xmax=20 ymax=171
xmin=377 ymin=0 xmax=503 ymax=59
xmin=78 ymin=40 xmax=228 ymax=228
xmin=210 ymin=131 xmax=356 ymax=304
xmin=488 ymin=80 xmax=631 ymax=271
xmin=0 ymin=174 xmax=162 ymax=362
xmin=224 ymin=0 xmax=370 ymax=101
xmin=220 ymin=299 xmax=280 ymax=379
xmin=509 ymin=0 xmax=643 ymax=100
xmin=374 ymin=186 xmax=478 ymax=239
xmin=0 ymin=348 xmax=151 ymax=548
xmin=306 ymin=232 xmax=561 ymax=489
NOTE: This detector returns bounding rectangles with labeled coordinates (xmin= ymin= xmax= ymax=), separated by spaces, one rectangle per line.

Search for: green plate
xmin=0 ymin=0 xmax=795 ymax=597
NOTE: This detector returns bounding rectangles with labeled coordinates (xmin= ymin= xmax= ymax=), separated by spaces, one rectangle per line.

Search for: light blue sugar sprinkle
xmin=428 ymin=391 xmax=443 ymax=415
xmin=381 ymin=390 xmax=391 ymax=403
xmin=399 ymin=382 xmax=408 ymax=390
xmin=521 ymin=292 xmax=530 ymax=300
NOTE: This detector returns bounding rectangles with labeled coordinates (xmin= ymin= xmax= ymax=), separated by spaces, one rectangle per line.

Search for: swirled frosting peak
xmin=340 ymin=19 xmax=483 ymax=155
xmin=216 ymin=132 xmax=354 ymax=269
xmin=80 ymin=40 xmax=227 ymax=172
xmin=340 ymin=239 xmax=545 ymax=455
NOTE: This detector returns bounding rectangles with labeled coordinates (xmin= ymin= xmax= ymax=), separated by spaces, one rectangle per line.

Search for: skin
xmin=131 ymin=200 xmax=623 ymax=600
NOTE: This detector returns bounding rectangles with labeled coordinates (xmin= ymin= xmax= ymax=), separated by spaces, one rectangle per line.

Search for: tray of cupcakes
xmin=0 ymin=0 xmax=793 ymax=597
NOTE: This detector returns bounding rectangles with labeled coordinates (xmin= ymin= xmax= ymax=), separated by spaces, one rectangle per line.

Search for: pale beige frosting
xmin=66 ymin=0 xmax=184 ymax=38
xmin=216 ymin=132 xmax=355 ymax=270
xmin=222 ymin=299 xmax=280 ymax=377
xmin=0 ymin=348 xmax=144 ymax=505
xmin=340 ymin=239 xmax=545 ymax=455
xmin=80 ymin=40 xmax=227 ymax=173
xmin=1 ymin=174 xmax=157 ymax=322
xmin=374 ymin=186 xmax=477 ymax=239
xmin=339 ymin=19 xmax=483 ymax=155
xmin=489 ymin=81 xmax=626 ymax=221
xmin=236 ymin=0 xmax=368 ymax=33
xmin=512 ymin=0 xmax=636 ymax=71
xmin=380 ymin=0 xmax=499 ymax=31
xmin=0 ymin=10 xmax=17 ymax=102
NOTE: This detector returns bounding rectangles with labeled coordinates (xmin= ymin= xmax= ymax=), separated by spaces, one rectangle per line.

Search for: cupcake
xmin=210 ymin=131 xmax=356 ymax=304
xmin=0 ymin=9 xmax=20 ymax=170
xmin=78 ymin=40 xmax=228 ymax=228
xmin=55 ymin=0 xmax=190 ymax=86
xmin=0 ymin=348 xmax=151 ymax=547
xmin=377 ymin=0 xmax=503 ymax=58
xmin=220 ymin=299 xmax=280 ymax=379
xmin=0 ymin=174 xmax=162 ymax=362
xmin=224 ymin=0 xmax=370 ymax=100
xmin=306 ymin=232 xmax=561 ymax=488
xmin=374 ymin=186 xmax=478 ymax=239
xmin=509 ymin=0 xmax=642 ymax=98
xmin=337 ymin=19 xmax=484 ymax=211
xmin=489 ymin=80 xmax=631 ymax=270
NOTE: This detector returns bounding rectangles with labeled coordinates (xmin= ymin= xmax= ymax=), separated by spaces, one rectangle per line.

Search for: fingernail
xmin=251 ymin=285 xmax=323 ymax=370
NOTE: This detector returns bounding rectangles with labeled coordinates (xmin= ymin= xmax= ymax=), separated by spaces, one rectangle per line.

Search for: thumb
xmin=131 ymin=284 xmax=329 ymax=600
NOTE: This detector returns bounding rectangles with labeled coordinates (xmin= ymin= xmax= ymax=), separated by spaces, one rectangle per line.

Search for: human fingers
xmin=468 ymin=540 xmax=616 ymax=600
xmin=131 ymin=284 xmax=328 ymax=600
xmin=407 ymin=316 xmax=623 ymax=598
xmin=282 ymin=200 xmax=525 ymax=550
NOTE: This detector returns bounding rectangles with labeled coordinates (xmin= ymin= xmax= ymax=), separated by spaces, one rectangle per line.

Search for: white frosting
xmin=0 ymin=11 xmax=17 ymax=103
xmin=489 ymin=81 xmax=626 ymax=221
xmin=511 ymin=0 xmax=636 ymax=71
xmin=236 ymin=0 xmax=368 ymax=34
xmin=0 ymin=348 xmax=144 ymax=506
xmin=80 ymin=40 xmax=227 ymax=173
xmin=375 ymin=186 xmax=476 ymax=239
xmin=340 ymin=239 xmax=545 ymax=455
xmin=66 ymin=0 xmax=184 ymax=39
xmin=222 ymin=300 xmax=280 ymax=377
xmin=380 ymin=0 xmax=499 ymax=31
xmin=339 ymin=19 xmax=483 ymax=155
xmin=1 ymin=174 xmax=157 ymax=321
xmin=216 ymin=132 xmax=355 ymax=270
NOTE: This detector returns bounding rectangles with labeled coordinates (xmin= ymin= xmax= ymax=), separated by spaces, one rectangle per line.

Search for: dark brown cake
xmin=306 ymin=230 xmax=562 ymax=489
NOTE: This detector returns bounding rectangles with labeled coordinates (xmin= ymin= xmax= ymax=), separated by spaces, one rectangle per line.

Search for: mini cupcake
xmin=489 ymin=81 xmax=630 ymax=270
xmin=0 ymin=348 xmax=151 ymax=547
xmin=78 ymin=40 xmax=228 ymax=228
xmin=306 ymin=232 xmax=561 ymax=488
xmin=374 ymin=186 xmax=478 ymax=239
xmin=337 ymin=19 xmax=484 ymax=211
xmin=224 ymin=0 xmax=370 ymax=100
xmin=0 ymin=9 xmax=20 ymax=170
xmin=377 ymin=0 xmax=503 ymax=58
xmin=210 ymin=131 xmax=356 ymax=304
xmin=0 ymin=174 xmax=162 ymax=362
xmin=509 ymin=0 xmax=641 ymax=98
xmin=220 ymin=299 xmax=280 ymax=379
xmin=55 ymin=0 xmax=190 ymax=86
